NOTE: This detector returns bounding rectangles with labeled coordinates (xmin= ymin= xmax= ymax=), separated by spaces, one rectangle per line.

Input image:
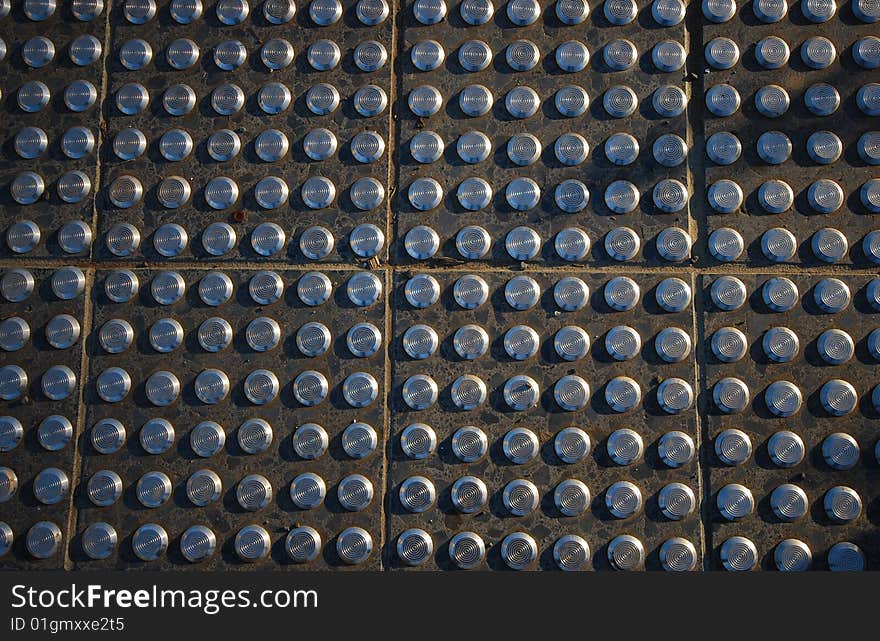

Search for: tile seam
xmin=62 ymin=266 xmax=96 ymax=571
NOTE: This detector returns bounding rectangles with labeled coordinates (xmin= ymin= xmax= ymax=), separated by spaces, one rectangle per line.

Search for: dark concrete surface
xmin=0 ymin=0 xmax=878 ymax=570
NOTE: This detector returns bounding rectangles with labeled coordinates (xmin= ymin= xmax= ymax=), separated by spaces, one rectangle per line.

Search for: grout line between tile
xmin=86 ymin=2 xmax=113 ymax=264
xmin=4 ymin=258 xmax=880 ymax=276
xmin=381 ymin=0 xmax=402 ymax=571
xmin=7 ymin=4 xmax=877 ymax=572
xmin=62 ymin=267 xmax=96 ymax=570
xmin=685 ymin=0 xmax=711 ymax=570
xmin=691 ymin=270 xmax=711 ymax=571
xmin=386 ymin=0 xmax=401 ymax=272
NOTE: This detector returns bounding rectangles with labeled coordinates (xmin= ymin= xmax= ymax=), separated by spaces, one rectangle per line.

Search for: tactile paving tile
xmin=0 ymin=0 xmax=106 ymax=259
xmin=72 ymin=268 xmax=387 ymax=568
xmin=701 ymin=272 xmax=880 ymax=570
xmin=1 ymin=0 xmax=880 ymax=572
xmin=699 ymin=0 xmax=880 ymax=267
xmin=94 ymin=0 xmax=392 ymax=264
xmin=393 ymin=0 xmax=696 ymax=267
xmin=387 ymin=270 xmax=701 ymax=570
xmin=0 ymin=265 xmax=88 ymax=568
